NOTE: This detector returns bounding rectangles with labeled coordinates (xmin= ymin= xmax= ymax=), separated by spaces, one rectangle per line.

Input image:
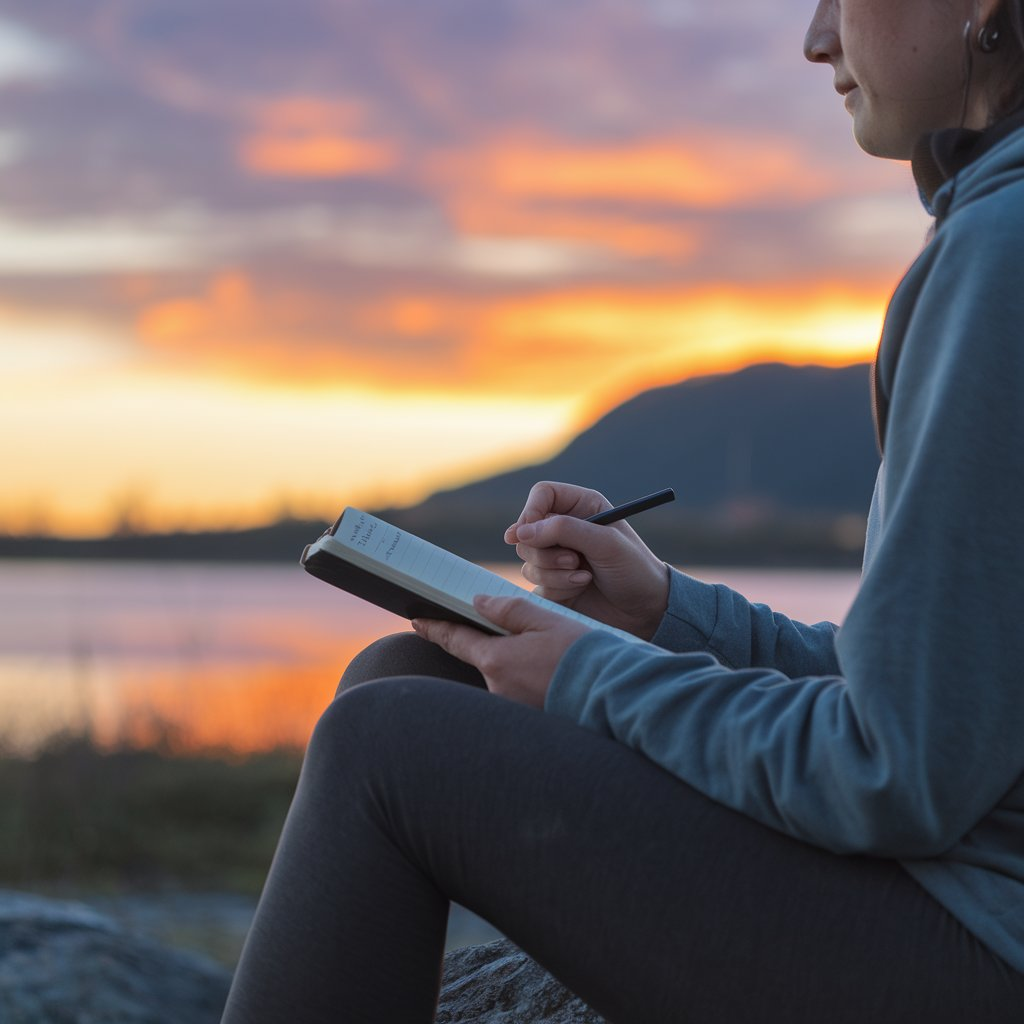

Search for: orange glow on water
xmin=0 ymin=562 xmax=861 ymax=757
xmin=0 ymin=564 xmax=526 ymax=757
xmin=0 ymin=562 xmax=415 ymax=756
xmin=98 ymin=660 xmax=345 ymax=754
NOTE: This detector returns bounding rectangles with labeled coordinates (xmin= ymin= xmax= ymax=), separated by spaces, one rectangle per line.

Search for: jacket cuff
xmin=544 ymin=631 xmax=618 ymax=725
xmin=649 ymin=566 xmax=719 ymax=653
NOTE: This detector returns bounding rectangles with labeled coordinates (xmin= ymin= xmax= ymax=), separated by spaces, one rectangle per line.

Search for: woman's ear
xmin=964 ymin=0 xmax=1024 ymax=123
xmin=971 ymin=0 xmax=1004 ymax=48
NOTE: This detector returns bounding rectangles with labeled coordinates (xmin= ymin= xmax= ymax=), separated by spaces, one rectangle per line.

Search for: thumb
xmin=474 ymin=594 xmax=561 ymax=635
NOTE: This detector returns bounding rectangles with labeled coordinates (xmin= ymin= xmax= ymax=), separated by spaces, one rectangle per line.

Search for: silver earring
xmin=978 ymin=21 xmax=1001 ymax=53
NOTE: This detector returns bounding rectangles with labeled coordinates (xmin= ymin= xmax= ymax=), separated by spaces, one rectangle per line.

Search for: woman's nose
xmin=804 ymin=0 xmax=840 ymax=64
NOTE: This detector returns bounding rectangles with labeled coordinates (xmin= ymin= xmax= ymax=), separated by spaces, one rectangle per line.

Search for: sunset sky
xmin=0 ymin=1 xmax=930 ymax=537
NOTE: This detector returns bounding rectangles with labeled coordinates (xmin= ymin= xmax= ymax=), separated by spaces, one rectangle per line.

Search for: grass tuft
xmin=0 ymin=730 xmax=302 ymax=895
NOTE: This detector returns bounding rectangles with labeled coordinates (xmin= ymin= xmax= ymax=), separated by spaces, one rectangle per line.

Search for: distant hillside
xmin=0 ymin=519 xmax=328 ymax=563
xmin=378 ymin=362 xmax=879 ymax=563
xmin=0 ymin=363 xmax=879 ymax=566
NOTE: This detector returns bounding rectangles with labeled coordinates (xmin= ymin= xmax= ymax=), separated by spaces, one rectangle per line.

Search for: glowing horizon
xmin=2 ymin=275 xmax=893 ymax=538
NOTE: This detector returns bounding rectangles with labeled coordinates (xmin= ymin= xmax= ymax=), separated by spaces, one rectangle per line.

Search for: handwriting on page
xmin=347 ymin=513 xmax=377 ymax=550
xmin=346 ymin=514 xmax=403 ymax=564
xmin=348 ymin=515 xmax=404 ymax=563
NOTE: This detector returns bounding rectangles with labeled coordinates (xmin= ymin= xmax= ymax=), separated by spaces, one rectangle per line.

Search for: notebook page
xmin=338 ymin=508 xmax=525 ymax=605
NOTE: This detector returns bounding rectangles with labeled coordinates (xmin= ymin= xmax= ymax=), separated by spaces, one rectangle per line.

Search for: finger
xmin=516 ymin=544 xmax=581 ymax=571
xmin=473 ymin=594 xmax=568 ymax=635
xmin=512 ymin=514 xmax=626 ymax=563
xmin=533 ymin=582 xmax=592 ymax=605
xmin=519 ymin=481 xmax=560 ymax=526
xmin=411 ymin=617 xmax=494 ymax=666
xmin=509 ymin=482 xmax=608 ymax=538
xmin=521 ymin=561 xmax=592 ymax=591
xmin=505 ymin=482 xmax=556 ymax=543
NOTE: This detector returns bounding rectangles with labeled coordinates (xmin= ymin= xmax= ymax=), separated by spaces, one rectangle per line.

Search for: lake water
xmin=0 ymin=560 xmax=861 ymax=756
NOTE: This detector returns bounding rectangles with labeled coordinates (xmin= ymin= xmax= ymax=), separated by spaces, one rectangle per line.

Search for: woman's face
xmin=804 ymin=0 xmax=994 ymax=158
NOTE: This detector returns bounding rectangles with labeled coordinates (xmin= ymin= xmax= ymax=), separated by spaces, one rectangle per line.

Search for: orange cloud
xmin=480 ymin=280 xmax=885 ymax=364
xmin=371 ymin=296 xmax=455 ymax=337
xmin=241 ymin=134 xmax=397 ymax=178
xmin=252 ymin=97 xmax=370 ymax=132
xmin=426 ymin=131 xmax=834 ymax=209
xmin=469 ymin=281 xmax=889 ymax=413
xmin=137 ymin=271 xmax=472 ymax=387
xmin=136 ymin=269 xmax=888 ymax=405
xmin=140 ymin=270 xmax=253 ymax=344
xmin=238 ymin=94 xmax=399 ymax=179
xmin=448 ymin=195 xmax=698 ymax=258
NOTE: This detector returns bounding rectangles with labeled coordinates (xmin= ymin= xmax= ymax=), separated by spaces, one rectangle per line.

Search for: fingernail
xmin=568 ymin=572 xmax=591 ymax=585
xmin=516 ymin=522 xmax=537 ymax=540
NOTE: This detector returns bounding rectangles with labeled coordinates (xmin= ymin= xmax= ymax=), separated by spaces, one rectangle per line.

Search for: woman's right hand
xmin=504 ymin=481 xmax=671 ymax=640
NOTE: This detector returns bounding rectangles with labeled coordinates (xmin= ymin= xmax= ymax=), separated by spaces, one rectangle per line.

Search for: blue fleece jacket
xmin=546 ymin=124 xmax=1024 ymax=972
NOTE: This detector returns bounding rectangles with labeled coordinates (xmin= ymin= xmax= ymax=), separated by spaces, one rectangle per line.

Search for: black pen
xmin=584 ymin=487 xmax=676 ymax=526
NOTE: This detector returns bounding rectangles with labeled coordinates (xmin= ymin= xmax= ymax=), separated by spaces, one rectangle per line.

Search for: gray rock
xmin=0 ymin=890 xmax=230 ymax=1024
xmin=439 ymin=938 xmax=606 ymax=1023
xmin=0 ymin=890 xmax=600 ymax=1023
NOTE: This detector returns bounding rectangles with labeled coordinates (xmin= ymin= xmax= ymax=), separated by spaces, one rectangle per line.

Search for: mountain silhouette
xmin=390 ymin=362 xmax=877 ymax=515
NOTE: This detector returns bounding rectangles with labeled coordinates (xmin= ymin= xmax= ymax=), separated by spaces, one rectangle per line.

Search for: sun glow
xmin=0 ymin=364 xmax=580 ymax=536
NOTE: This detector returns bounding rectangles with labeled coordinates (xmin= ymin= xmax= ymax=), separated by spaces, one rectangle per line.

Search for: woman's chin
xmin=851 ymin=117 xmax=914 ymax=162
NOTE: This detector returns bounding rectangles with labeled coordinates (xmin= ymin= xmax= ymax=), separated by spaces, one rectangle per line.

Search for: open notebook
xmin=301 ymin=507 xmax=638 ymax=641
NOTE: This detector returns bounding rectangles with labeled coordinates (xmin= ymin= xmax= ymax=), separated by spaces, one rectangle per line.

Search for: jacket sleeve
xmin=650 ymin=566 xmax=842 ymax=677
xmin=546 ymin=202 xmax=1024 ymax=857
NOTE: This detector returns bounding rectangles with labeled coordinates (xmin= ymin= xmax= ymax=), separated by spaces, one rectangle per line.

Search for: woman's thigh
xmin=309 ymin=675 xmax=1024 ymax=1024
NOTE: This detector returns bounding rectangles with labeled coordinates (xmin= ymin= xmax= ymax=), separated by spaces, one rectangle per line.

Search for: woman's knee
xmin=336 ymin=632 xmax=484 ymax=696
xmin=306 ymin=677 xmax=404 ymax=778
xmin=307 ymin=675 xmax=471 ymax=790
xmin=337 ymin=632 xmax=425 ymax=694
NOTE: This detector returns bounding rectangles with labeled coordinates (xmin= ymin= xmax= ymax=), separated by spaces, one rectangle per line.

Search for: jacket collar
xmin=912 ymin=108 xmax=1024 ymax=218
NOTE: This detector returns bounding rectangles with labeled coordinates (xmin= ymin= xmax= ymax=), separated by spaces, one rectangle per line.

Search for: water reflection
xmin=0 ymin=560 xmax=859 ymax=756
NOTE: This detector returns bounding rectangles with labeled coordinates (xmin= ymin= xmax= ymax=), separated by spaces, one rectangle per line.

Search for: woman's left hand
xmin=412 ymin=594 xmax=591 ymax=708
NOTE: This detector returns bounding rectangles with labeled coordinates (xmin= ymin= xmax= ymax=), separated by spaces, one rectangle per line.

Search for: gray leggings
xmin=221 ymin=634 xmax=1024 ymax=1023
